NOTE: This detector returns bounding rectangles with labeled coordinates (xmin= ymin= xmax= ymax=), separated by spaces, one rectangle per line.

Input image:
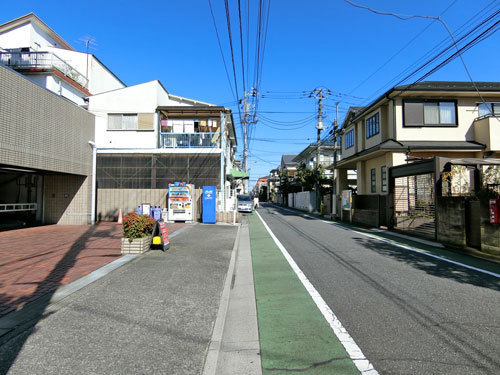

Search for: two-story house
xmin=336 ymin=81 xmax=500 ymax=197
xmin=334 ymin=81 xmax=500 ymax=243
xmin=292 ymin=138 xmax=336 ymax=178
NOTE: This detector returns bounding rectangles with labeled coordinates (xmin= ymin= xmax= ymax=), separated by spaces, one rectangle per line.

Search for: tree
xmin=296 ymin=163 xmax=326 ymax=191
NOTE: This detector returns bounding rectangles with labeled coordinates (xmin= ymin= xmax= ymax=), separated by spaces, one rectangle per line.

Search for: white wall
xmin=89 ymin=56 xmax=124 ymax=94
xmin=31 ymin=23 xmax=63 ymax=49
xmin=0 ymin=23 xmax=32 ymax=49
xmin=0 ymin=23 xmax=66 ymax=51
xmin=90 ymin=81 xmax=164 ymax=149
xmin=46 ymin=75 xmax=86 ymax=105
xmin=47 ymin=48 xmax=126 ymax=94
xmin=291 ymin=191 xmax=316 ymax=213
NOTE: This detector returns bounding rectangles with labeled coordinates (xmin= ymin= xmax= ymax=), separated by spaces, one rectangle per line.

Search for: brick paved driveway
xmin=0 ymin=222 xmax=186 ymax=317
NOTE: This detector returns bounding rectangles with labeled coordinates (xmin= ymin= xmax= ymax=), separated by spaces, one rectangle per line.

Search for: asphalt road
xmin=257 ymin=204 xmax=500 ymax=375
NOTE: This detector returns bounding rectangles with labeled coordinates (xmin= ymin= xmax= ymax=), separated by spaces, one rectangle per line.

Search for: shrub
xmin=122 ymin=212 xmax=156 ymax=240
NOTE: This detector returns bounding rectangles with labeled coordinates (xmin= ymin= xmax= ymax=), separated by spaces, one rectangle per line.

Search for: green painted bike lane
xmin=248 ymin=213 xmax=360 ymax=375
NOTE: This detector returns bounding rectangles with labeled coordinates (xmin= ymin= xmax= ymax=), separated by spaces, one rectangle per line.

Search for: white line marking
xmin=255 ymin=210 xmax=378 ymax=374
xmin=280 ymin=207 xmax=500 ymax=279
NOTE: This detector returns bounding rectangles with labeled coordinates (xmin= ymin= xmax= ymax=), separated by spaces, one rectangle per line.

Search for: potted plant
xmin=121 ymin=212 xmax=156 ymax=254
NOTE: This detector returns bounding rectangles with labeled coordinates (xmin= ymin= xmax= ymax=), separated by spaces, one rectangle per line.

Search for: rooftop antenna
xmin=77 ymin=36 xmax=98 ymax=80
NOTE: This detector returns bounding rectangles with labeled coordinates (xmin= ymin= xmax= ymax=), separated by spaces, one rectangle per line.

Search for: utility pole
xmin=242 ymin=88 xmax=258 ymax=194
xmin=309 ymin=88 xmax=330 ymax=213
xmin=242 ymin=92 xmax=249 ymax=173
xmin=333 ymin=101 xmax=339 ymax=193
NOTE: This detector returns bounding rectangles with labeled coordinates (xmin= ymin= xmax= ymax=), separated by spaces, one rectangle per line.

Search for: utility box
xmin=202 ymin=186 xmax=216 ymax=223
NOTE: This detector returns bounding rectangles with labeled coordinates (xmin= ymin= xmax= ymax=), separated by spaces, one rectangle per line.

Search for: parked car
xmin=237 ymin=194 xmax=253 ymax=213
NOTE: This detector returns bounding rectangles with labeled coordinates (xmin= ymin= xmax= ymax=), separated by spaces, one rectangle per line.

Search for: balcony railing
xmin=0 ymin=51 xmax=88 ymax=88
xmin=160 ymin=132 xmax=220 ymax=148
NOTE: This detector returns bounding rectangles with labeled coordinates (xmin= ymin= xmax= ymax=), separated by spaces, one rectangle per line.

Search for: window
xmin=478 ymin=102 xmax=500 ymax=117
xmin=381 ymin=166 xmax=387 ymax=193
xmin=366 ymin=113 xmax=380 ymax=138
xmin=370 ymin=168 xmax=376 ymax=193
xmin=108 ymin=114 xmax=138 ymax=130
xmin=345 ymin=129 xmax=354 ymax=149
xmin=403 ymin=100 xmax=457 ymax=126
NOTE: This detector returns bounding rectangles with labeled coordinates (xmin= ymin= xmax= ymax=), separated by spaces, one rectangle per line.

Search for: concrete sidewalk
xmin=203 ymin=220 xmax=262 ymax=375
xmin=0 ymin=224 xmax=237 ymax=374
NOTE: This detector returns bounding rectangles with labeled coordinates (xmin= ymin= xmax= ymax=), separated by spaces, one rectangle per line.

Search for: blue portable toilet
xmin=202 ymin=186 xmax=216 ymax=223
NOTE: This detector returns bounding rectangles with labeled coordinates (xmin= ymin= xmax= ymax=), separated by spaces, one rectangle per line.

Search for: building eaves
xmin=350 ymin=81 xmax=500 ymax=124
xmin=157 ymin=105 xmax=227 ymax=112
xmin=87 ymin=80 xmax=162 ymax=97
xmin=395 ymin=81 xmax=500 ymax=92
xmin=337 ymin=139 xmax=485 ymax=166
xmin=282 ymin=154 xmax=298 ymax=166
xmin=168 ymin=93 xmax=215 ymax=106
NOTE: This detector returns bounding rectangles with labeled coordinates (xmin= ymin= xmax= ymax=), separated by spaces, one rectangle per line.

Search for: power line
xmin=207 ymin=0 xmax=236 ymax=101
xmin=224 ymin=0 xmax=242 ymax=103
xmin=374 ymin=0 xmax=499 ymax=97
xmin=237 ymin=0 xmax=246 ymax=95
xmin=345 ymin=0 xmax=499 ymax=104
xmin=347 ymin=0 xmax=458 ymax=95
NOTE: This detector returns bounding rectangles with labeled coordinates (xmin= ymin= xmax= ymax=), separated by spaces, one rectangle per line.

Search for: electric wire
xmin=346 ymin=0 xmax=500 ymax=105
xmin=207 ymin=0 xmax=236 ymax=101
xmin=347 ymin=0 xmax=458 ymax=95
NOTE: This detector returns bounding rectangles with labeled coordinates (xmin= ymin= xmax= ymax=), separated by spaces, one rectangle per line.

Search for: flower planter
xmin=121 ymin=236 xmax=152 ymax=254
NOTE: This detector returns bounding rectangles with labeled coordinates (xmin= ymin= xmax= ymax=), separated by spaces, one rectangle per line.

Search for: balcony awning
xmin=230 ymin=169 xmax=250 ymax=179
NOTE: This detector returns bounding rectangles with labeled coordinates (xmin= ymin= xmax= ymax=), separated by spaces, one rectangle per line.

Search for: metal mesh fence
xmin=394 ymin=173 xmax=436 ymax=239
xmin=97 ymin=154 xmax=221 ymax=189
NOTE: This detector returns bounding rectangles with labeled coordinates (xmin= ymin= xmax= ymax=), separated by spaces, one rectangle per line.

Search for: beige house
xmin=336 ymin=81 xmax=500 ymax=196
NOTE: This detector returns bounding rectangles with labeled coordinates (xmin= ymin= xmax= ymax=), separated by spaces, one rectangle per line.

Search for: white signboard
xmin=341 ymin=190 xmax=352 ymax=210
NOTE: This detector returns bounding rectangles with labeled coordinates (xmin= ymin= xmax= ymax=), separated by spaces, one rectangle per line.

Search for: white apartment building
xmin=0 ymin=13 xmax=124 ymax=106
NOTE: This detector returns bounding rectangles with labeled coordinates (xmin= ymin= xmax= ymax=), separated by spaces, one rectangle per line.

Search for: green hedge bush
xmin=122 ymin=212 xmax=156 ymax=240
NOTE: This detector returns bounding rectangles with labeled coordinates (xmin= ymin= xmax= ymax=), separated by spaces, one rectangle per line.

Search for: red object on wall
xmin=489 ymin=199 xmax=500 ymax=224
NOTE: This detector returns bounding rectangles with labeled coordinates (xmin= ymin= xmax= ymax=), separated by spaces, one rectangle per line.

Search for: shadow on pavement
xmin=0 ymin=225 xmax=115 ymax=374
xmin=351 ymin=236 xmax=500 ymax=292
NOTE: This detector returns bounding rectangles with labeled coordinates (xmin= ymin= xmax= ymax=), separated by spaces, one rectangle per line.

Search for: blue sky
xmin=2 ymin=0 xmax=499 ymax=187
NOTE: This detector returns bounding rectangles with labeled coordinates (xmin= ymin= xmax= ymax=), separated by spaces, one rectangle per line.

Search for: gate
xmin=393 ymin=173 xmax=435 ymax=239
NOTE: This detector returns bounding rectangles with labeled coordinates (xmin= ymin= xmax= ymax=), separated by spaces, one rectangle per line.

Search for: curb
xmin=202 ymin=223 xmax=242 ymax=375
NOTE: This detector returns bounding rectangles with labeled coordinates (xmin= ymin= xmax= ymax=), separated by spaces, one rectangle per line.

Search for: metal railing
xmin=0 ymin=203 xmax=37 ymax=212
xmin=160 ymin=132 xmax=220 ymax=148
xmin=0 ymin=51 xmax=88 ymax=88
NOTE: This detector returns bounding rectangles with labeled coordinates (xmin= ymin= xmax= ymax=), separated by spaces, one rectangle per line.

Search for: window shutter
xmin=138 ymin=113 xmax=154 ymax=130
xmin=108 ymin=114 xmax=121 ymax=130
xmin=404 ymin=102 xmax=424 ymax=126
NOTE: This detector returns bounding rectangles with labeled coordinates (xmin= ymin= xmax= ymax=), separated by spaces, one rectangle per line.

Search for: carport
xmin=389 ymin=157 xmax=500 ymax=245
xmin=0 ymin=166 xmax=43 ymax=230
xmin=389 ymin=158 xmax=443 ymax=240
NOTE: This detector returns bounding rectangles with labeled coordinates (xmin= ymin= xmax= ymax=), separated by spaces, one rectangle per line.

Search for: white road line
xmin=281 ymin=207 xmax=500 ymax=279
xmin=255 ymin=210 xmax=378 ymax=375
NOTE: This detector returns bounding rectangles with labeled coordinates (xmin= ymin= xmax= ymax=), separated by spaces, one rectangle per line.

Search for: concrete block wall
xmin=437 ymin=197 xmax=466 ymax=247
xmin=479 ymin=200 xmax=500 ymax=256
xmin=352 ymin=209 xmax=379 ymax=227
xmin=97 ymin=189 xmax=169 ymax=221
